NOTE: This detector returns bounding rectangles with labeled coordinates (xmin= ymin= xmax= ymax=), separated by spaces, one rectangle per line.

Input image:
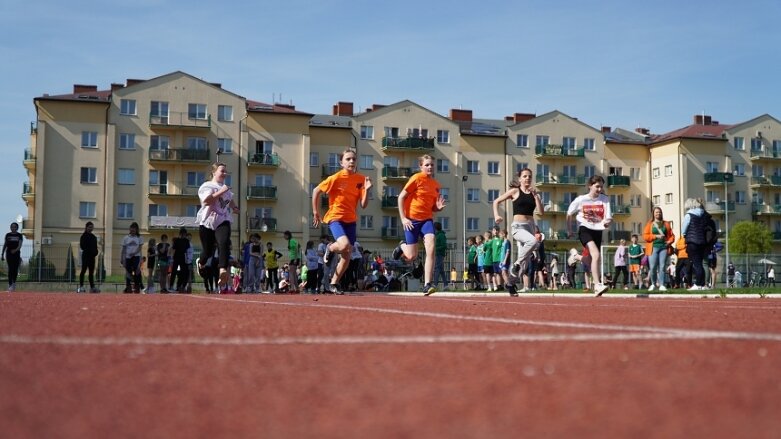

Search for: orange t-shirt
xmin=318 ymin=170 xmax=366 ymax=223
xmin=402 ymin=172 xmax=440 ymax=221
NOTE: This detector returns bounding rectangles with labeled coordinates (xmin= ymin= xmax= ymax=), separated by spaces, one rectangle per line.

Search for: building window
xmin=487 ymin=161 xmax=500 ymax=175
xmin=665 ymin=193 xmax=673 ymax=204
xmin=149 ymin=204 xmax=168 ymax=217
xmin=80 ymin=167 xmax=97 ymax=184
xmin=467 ymin=188 xmax=480 ymax=202
xmin=217 ymin=105 xmax=233 ymax=122
xmin=584 ymin=165 xmax=595 ymax=178
xmin=120 ymin=99 xmax=136 ymax=116
xmin=187 ymin=172 xmax=206 ymax=187
xmin=437 ymin=130 xmax=450 ymax=144
xmin=631 ymin=167 xmax=642 ymax=181
xmin=117 ymin=168 xmax=135 ymax=185
xmin=186 ymin=205 xmax=200 ymax=217
xmin=150 ymin=135 xmax=169 ymax=150
xmin=652 ymin=167 xmax=660 ymax=179
xmin=119 ymin=133 xmax=135 ymax=150
xmin=255 ymin=140 xmax=273 ymax=155
xmin=652 ymin=195 xmax=660 ymax=206
xmin=664 ymin=165 xmax=673 ymax=176
xmin=436 ymin=159 xmax=450 ymax=173
xmin=150 ymin=101 xmax=169 ymax=121
xmin=630 ymin=194 xmax=642 ymax=208
xmin=360 ymin=154 xmax=373 ymax=170
xmin=488 ymin=189 xmax=499 ymax=202
xmin=535 ymin=135 xmax=549 ymax=147
xmin=734 ymin=163 xmax=745 ymax=176
xmin=583 ymin=138 xmax=595 ymax=151
xmin=516 ymin=134 xmax=528 ymax=148
xmin=79 ymin=202 xmax=96 ymax=218
xmin=188 ymin=103 xmax=207 ymax=120
xmin=81 ymin=131 xmax=98 ymax=148
xmin=734 ymin=137 xmax=744 ymax=150
xmin=384 ymin=126 xmax=399 ymax=138
xmin=360 ymin=215 xmax=374 ymax=229
xmin=187 ymin=137 xmax=207 ymax=150
xmin=117 ymin=203 xmax=134 ymax=219
xmin=467 ymin=218 xmax=479 ymax=232
xmin=407 ymin=127 xmax=428 ymax=138
xmin=563 ymin=137 xmax=576 ymax=149
xmin=310 ymin=152 xmax=319 ymax=167
xmin=706 ymin=162 xmax=719 ymax=173
xmin=360 ymin=125 xmax=374 ymax=140
xmin=751 ymin=137 xmax=763 ymax=152
xmin=440 ymin=188 xmax=449 ymax=201
xmin=217 ymin=138 xmax=232 ymax=154
xmin=440 ymin=217 xmax=450 ymax=231
xmin=467 ymin=160 xmax=479 ymax=174
xmin=736 ymin=191 xmax=746 ymax=204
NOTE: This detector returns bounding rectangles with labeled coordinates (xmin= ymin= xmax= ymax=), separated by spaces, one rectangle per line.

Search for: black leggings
xmin=199 ymin=222 xmax=231 ymax=270
xmin=6 ymin=253 xmax=21 ymax=285
xmin=80 ymin=255 xmax=96 ymax=288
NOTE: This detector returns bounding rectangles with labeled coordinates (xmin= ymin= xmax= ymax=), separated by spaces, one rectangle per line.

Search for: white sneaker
xmin=658 ymin=286 xmax=667 ymax=292
xmin=687 ymin=285 xmax=702 ymax=291
xmin=648 ymin=285 xmax=656 ymax=291
xmin=594 ymin=283 xmax=609 ymax=297
xmin=76 ymin=287 xmax=85 ymax=293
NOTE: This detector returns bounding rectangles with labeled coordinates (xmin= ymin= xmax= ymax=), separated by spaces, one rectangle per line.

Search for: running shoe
xmin=392 ymin=244 xmax=403 ymax=261
xmin=423 ymin=283 xmax=436 ymax=296
xmin=323 ymin=245 xmax=332 ymax=265
xmin=510 ymin=264 xmax=521 ymax=278
xmin=507 ymin=284 xmax=518 ymax=297
xmin=594 ymin=283 xmax=609 ymax=297
xmin=76 ymin=286 xmax=85 ymax=293
xmin=89 ymin=288 xmax=100 ymax=293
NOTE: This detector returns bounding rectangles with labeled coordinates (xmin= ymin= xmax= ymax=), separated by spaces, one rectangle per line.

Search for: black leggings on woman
xmin=199 ymin=222 xmax=231 ymax=270
xmin=6 ymin=253 xmax=20 ymax=286
xmin=80 ymin=255 xmax=96 ymax=288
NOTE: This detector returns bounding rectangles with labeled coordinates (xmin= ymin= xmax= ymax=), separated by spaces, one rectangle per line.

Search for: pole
xmin=724 ymin=176 xmax=729 ymax=288
xmin=462 ymin=175 xmax=468 ymax=287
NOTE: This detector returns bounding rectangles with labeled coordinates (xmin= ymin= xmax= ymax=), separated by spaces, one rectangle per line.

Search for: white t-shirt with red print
xmin=567 ymin=193 xmax=612 ymax=231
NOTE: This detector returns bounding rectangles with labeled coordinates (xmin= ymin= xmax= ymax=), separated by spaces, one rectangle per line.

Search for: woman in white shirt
xmin=566 ymin=175 xmax=613 ymax=296
xmin=197 ymin=162 xmax=239 ymax=290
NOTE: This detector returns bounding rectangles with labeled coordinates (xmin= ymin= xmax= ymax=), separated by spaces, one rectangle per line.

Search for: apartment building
xmin=23 ymin=70 xmax=781 ymax=276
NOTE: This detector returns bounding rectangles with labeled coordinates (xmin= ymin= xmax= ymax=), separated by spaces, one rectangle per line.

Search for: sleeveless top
xmin=513 ymin=190 xmax=536 ymax=216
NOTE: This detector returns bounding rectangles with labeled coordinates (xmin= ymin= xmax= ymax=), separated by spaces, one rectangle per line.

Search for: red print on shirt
xmin=583 ymin=203 xmax=605 ymax=223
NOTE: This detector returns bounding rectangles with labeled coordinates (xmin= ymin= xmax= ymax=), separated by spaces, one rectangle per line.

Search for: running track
xmin=1 ymin=292 xmax=780 ymax=438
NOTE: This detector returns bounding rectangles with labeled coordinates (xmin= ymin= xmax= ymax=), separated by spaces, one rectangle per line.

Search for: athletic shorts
xmin=629 ymin=264 xmax=640 ymax=273
xmin=468 ymin=263 xmax=478 ymax=276
xmin=403 ymin=219 xmax=436 ymax=245
xmin=499 ymin=262 xmax=510 ymax=271
xmin=328 ymin=221 xmax=357 ymax=245
xmin=483 ymin=265 xmax=494 ymax=275
xmin=578 ymin=226 xmax=603 ymax=249
xmin=477 ymin=265 xmax=484 ymax=273
xmin=492 ymin=262 xmax=501 ymax=273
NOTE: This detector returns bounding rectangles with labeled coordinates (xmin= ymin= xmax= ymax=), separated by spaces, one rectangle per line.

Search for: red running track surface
xmin=1 ymin=292 xmax=781 ymax=438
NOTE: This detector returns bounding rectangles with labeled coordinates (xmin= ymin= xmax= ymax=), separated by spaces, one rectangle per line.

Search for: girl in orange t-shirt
xmin=312 ymin=148 xmax=372 ymax=294
xmin=392 ymin=154 xmax=447 ymax=296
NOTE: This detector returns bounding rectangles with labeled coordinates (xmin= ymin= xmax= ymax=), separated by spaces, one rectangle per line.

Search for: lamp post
xmin=462 ymin=175 xmax=468 ymax=284
xmin=723 ymin=173 xmax=730 ymax=287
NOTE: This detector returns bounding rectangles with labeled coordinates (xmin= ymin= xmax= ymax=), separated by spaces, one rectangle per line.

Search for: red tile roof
xmin=650 ymin=122 xmax=734 ymax=144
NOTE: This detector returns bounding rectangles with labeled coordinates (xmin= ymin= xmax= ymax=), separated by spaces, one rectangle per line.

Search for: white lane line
xmin=438 ymin=296 xmax=781 ymax=311
xmin=186 ymin=295 xmax=781 ymax=340
xmin=2 ymin=330 xmax=781 ymax=347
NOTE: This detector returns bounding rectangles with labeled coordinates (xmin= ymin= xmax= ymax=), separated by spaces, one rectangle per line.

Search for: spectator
xmin=613 ymin=238 xmax=629 ymax=290
xmin=434 ymin=222 xmax=448 ymax=289
xmin=78 ymin=221 xmax=99 ymax=293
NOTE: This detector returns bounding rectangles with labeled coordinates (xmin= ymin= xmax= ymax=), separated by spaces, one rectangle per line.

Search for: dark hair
xmin=509 ymin=167 xmax=532 ymax=189
xmin=283 ymin=230 xmax=292 ymax=238
xmin=179 ymin=227 xmax=188 ymax=235
xmin=587 ymin=175 xmax=605 ymax=187
xmin=85 ymin=221 xmax=94 ymax=228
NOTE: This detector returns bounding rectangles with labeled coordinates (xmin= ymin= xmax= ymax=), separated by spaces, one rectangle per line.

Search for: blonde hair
xmin=418 ymin=154 xmax=434 ymax=165
xmin=209 ymin=162 xmax=227 ymax=179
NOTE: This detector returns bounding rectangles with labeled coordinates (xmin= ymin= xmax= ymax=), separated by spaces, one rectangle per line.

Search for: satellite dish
xmin=16 ymin=214 xmax=23 ymax=223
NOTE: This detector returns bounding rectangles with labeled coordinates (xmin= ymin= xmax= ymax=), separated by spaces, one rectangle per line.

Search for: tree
xmin=729 ymin=221 xmax=773 ymax=255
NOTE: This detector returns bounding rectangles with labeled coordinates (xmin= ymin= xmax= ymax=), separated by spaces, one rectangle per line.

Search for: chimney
xmin=126 ymin=79 xmax=144 ymax=87
xmin=513 ymin=112 xmax=535 ymax=123
xmin=332 ymin=101 xmax=354 ymax=116
xmin=276 ymin=103 xmax=295 ymax=111
xmin=635 ymin=128 xmax=650 ymax=135
xmin=449 ymin=108 xmax=472 ymax=122
xmin=693 ymin=115 xmax=704 ymax=125
xmin=209 ymin=83 xmax=222 ymax=89
xmin=703 ymin=115 xmax=712 ymax=125
xmin=110 ymin=83 xmax=124 ymax=91
xmin=601 ymin=126 xmax=612 ymax=134
xmin=73 ymin=84 xmax=98 ymax=94
xmin=372 ymin=104 xmax=386 ymax=111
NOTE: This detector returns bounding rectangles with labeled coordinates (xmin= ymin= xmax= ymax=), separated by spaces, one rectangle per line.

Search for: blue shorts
xmin=499 ymin=262 xmax=510 ymax=271
xmin=477 ymin=265 xmax=484 ymax=273
xmin=492 ymin=262 xmax=501 ymax=273
xmin=329 ymin=221 xmax=357 ymax=245
xmin=404 ymin=219 xmax=436 ymax=245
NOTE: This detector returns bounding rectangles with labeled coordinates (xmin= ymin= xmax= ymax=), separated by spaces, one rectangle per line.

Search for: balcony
xmin=749 ymin=148 xmax=781 ymax=161
xmin=542 ymin=201 xmax=570 ymax=215
xmin=322 ymin=164 xmax=341 ymax=178
xmin=550 ymin=229 xmax=577 ymax=241
xmin=248 ymin=152 xmax=280 ymax=167
xmin=381 ymin=226 xmax=402 ymax=240
xmin=149 ymin=111 xmax=211 ymax=130
xmin=148 ymin=215 xmax=199 ymax=230
xmin=753 ymin=203 xmax=781 ymax=216
xmin=248 ymin=216 xmax=278 ymax=232
xmin=611 ymin=204 xmax=632 ymax=216
xmin=749 ymin=176 xmax=781 ymax=188
xmin=382 ymin=166 xmax=414 ymax=180
xmin=607 ymin=175 xmax=630 ymax=188
xmin=22 ymin=182 xmax=34 ymax=201
xmin=21 ymin=217 xmax=33 ymax=232
xmin=23 ymin=148 xmax=36 ymax=170
xmin=534 ymin=145 xmax=585 ymax=159
xmin=705 ymin=201 xmax=736 ymax=214
xmin=703 ymin=172 xmax=735 ymax=187
xmin=773 ymin=231 xmax=781 ymax=241
xmin=247 ymin=185 xmax=278 ymax=200
xmin=381 ymin=195 xmax=399 ymax=210
xmin=607 ymin=230 xmax=632 ymax=242
xmin=147 ymin=182 xmax=199 ymax=198
xmin=148 ymin=148 xmax=211 ymax=162
xmin=536 ymin=174 xmax=586 ymax=187
xmin=381 ymin=136 xmax=435 ymax=151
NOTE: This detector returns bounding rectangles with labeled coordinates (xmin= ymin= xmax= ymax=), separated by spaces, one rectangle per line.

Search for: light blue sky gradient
xmin=1 ymin=0 xmax=780 ymax=233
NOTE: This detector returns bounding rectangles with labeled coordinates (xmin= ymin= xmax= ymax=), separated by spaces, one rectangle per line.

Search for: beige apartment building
xmin=22 ymin=71 xmax=781 ymax=276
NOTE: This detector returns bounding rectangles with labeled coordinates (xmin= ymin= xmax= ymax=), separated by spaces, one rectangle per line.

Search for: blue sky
xmin=1 ymin=0 xmax=780 ymax=235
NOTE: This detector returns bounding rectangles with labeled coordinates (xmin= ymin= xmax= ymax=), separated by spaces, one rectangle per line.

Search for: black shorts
xmin=468 ymin=263 xmax=478 ymax=276
xmin=578 ymin=226 xmax=603 ymax=249
xmin=483 ymin=265 xmax=494 ymax=275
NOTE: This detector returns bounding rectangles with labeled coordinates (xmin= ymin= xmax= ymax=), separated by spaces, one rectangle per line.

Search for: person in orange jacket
xmin=673 ymin=236 xmax=690 ymax=288
xmin=643 ymin=206 xmax=675 ymax=291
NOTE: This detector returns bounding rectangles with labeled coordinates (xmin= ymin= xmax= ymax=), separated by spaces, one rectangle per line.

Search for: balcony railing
xmin=749 ymin=148 xmax=781 ymax=160
xmin=611 ymin=204 xmax=632 ymax=215
xmin=148 ymin=148 xmax=210 ymax=162
xmin=607 ymin=175 xmax=630 ymax=187
xmin=705 ymin=201 xmax=736 ymax=213
xmin=607 ymin=230 xmax=632 ymax=242
xmin=247 ymin=185 xmax=278 ymax=200
xmin=703 ymin=172 xmax=735 ymax=185
xmin=382 ymin=136 xmax=435 ymax=151
xmin=22 ymin=182 xmax=34 ymax=197
xmin=534 ymin=145 xmax=585 ymax=158
xmin=21 ymin=217 xmax=33 ymax=231
xmin=248 ymin=216 xmax=278 ymax=232
xmin=248 ymin=152 xmax=280 ymax=167
xmin=749 ymin=176 xmax=781 ymax=187
xmin=381 ymin=226 xmax=402 ymax=240
xmin=147 ymin=183 xmax=199 ymax=197
xmin=382 ymin=166 xmax=415 ymax=180
xmin=536 ymin=174 xmax=586 ymax=186
xmin=149 ymin=215 xmax=199 ymax=229
xmin=149 ymin=111 xmax=211 ymax=129
xmin=24 ymin=148 xmax=35 ymax=161
xmin=542 ymin=201 xmax=570 ymax=215
xmin=322 ymin=164 xmax=341 ymax=178
xmin=753 ymin=203 xmax=781 ymax=216
xmin=381 ymin=195 xmax=399 ymax=209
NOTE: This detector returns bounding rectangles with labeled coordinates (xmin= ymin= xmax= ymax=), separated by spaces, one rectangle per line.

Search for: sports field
xmin=2 ymin=291 xmax=780 ymax=438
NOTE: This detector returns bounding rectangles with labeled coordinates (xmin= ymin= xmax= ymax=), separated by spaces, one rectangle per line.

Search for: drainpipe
xmin=237 ymin=113 xmax=248 ymax=241
xmin=102 ymin=100 xmax=111 ymax=279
